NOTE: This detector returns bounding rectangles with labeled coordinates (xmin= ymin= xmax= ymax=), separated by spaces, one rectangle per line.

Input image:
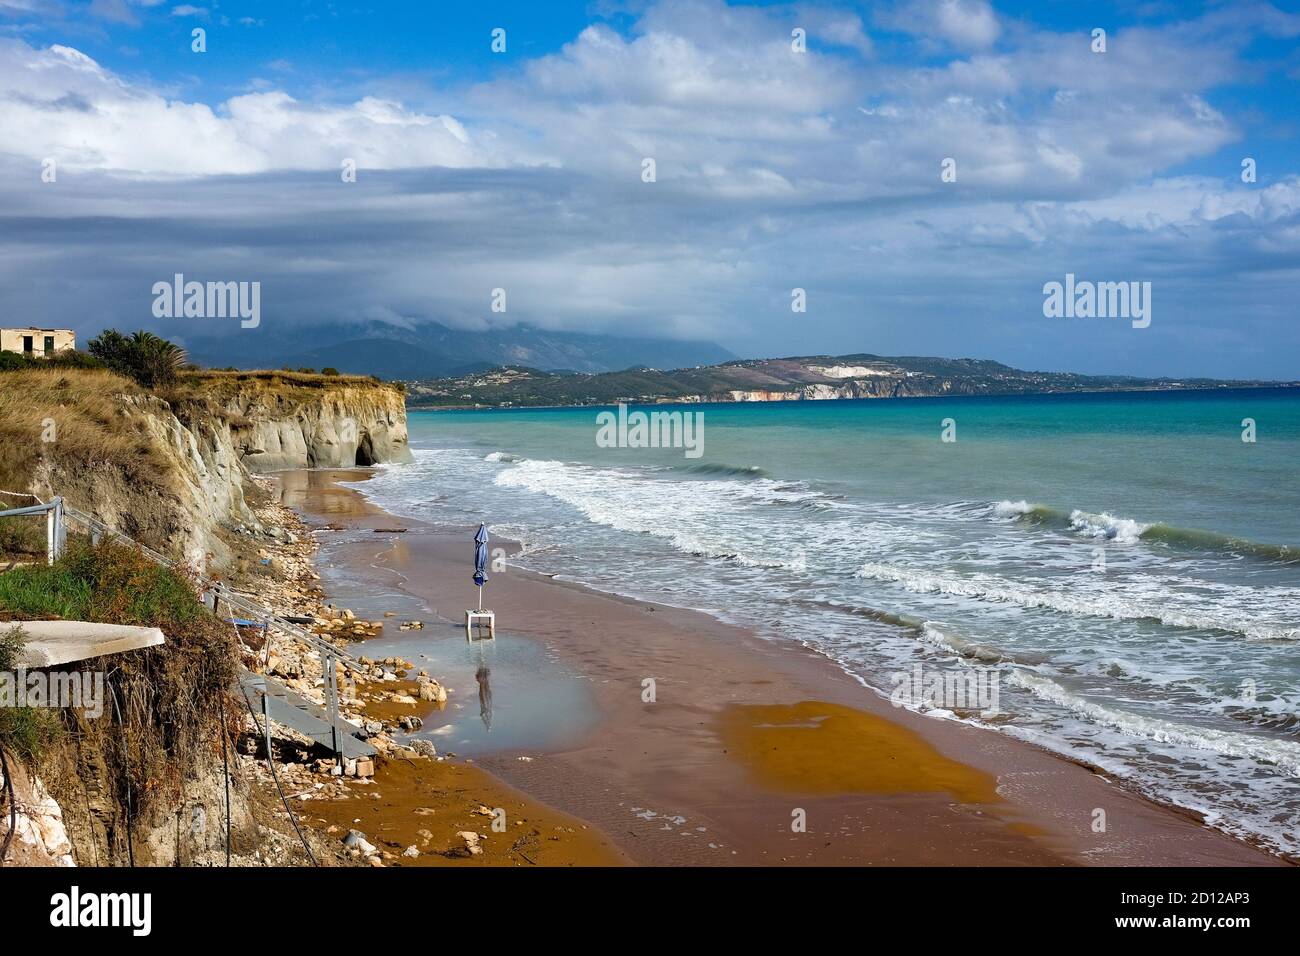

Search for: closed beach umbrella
xmin=473 ymin=523 xmax=489 ymax=610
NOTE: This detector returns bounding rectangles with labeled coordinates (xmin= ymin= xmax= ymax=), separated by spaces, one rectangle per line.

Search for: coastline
xmin=273 ymin=467 xmax=1288 ymax=867
xmin=404 ymin=382 xmax=1300 ymax=412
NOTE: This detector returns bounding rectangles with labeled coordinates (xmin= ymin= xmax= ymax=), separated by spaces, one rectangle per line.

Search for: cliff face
xmin=17 ymin=371 xmax=411 ymax=569
xmin=224 ymin=383 xmax=413 ymax=473
xmin=706 ymin=376 xmax=947 ymax=404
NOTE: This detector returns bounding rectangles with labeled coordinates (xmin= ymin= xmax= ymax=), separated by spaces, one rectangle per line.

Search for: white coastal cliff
xmin=21 ymin=371 xmax=411 ymax=569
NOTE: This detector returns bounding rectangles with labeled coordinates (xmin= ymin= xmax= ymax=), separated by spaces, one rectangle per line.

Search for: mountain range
xmin=181 ymin=320 xmax=735 ymax=377
xmin=404 ymin=354 xmax=1295 ymax=408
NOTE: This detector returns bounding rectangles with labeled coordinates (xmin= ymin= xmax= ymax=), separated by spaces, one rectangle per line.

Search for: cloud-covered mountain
xmin=183 ymin=320 xmax=735 ymax=378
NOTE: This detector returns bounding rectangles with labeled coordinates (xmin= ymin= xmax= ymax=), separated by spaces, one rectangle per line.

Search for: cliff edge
xmin=1 ymin=368 xmax=412 ymax=569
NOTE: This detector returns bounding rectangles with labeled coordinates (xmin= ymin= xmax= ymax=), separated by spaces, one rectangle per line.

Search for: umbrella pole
xmin=478 ymin=584 xmax=483 ymax=612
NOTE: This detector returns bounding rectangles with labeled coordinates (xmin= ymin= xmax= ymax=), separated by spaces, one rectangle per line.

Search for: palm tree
xmin=88 ymin=329 xmax=189 ymax=388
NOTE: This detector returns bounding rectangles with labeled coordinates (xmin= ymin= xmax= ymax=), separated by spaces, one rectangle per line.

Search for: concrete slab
xmin=4 ymin=621 xmax=165 ymax=668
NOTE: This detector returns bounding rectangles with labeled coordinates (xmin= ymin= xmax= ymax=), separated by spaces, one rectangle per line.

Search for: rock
xmin=411 ymin=740 xmax=437 ymax=758
xmin=456 ymin=831 xmax=483 ymax=856
xmin=417 ymin=681 xmax=447 ymax=703
xmin=402 ymin=846 xmax=419 ymax=858
xmin=344 ymin=829 xmax=376 ymax=855
xmin=355 ymin=758 xmax=375 ymax=778
xmin=363 ymin=720 xmax=383 ymax=737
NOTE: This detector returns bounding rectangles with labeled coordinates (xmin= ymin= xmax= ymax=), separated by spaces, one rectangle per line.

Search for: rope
xmin=219 ymin=690 xmax=231 ymax=867
xmin=0 ymin=741 xmax=16 ymax=863
xmin=108 ymin=677 xmax=135 ymax=868
xmin=0 ymin=491 xmax=42 ymax=502
xmin=239 ymin=667 xmax=317 ymax=867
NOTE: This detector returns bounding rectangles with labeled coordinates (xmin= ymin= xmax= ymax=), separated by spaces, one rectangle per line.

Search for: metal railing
xmin=0 ymin=496 xmax=65 ymax=565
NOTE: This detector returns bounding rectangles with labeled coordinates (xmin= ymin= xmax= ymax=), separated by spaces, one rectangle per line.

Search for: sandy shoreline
xmin=275 ymin=467 xmax=1286 ymax=867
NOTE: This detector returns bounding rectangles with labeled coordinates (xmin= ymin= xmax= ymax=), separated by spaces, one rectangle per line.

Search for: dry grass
xmin=162 ymin=369 xmax=405 ymax=430
xmin=0 ymin=368 xmax=172 ymax=503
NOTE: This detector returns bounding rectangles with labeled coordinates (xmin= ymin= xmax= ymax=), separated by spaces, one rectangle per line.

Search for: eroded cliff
xmin=3 ymin=369 xmax=411 ymax=569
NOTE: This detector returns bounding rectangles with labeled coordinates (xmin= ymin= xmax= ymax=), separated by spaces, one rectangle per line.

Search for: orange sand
xmin=720 ymin=700 xmax=998 ymax=803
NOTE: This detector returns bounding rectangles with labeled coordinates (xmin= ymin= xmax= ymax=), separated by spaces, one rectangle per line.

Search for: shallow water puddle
xmin=719 ymin=700 xmax=998 ymax=803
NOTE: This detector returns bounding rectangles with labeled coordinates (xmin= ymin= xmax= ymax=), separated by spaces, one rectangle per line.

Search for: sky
xmin=1 ymin=0 xmax=1298 ymax=378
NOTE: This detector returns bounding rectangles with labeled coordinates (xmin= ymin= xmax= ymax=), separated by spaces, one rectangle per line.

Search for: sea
xmin=348 ymin=387 xmax=1300 ymax=856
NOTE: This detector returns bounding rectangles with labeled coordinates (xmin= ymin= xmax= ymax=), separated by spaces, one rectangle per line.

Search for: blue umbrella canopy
xmin=473 ymin=523 xmax=489 ymax=587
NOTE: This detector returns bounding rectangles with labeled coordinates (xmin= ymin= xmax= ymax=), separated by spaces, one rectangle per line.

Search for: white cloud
xmin=0 ymin=1 xmax=1297 ymax=377
xmin=0 ymin=40 xmax=494 ymax=174
xmin=880 ymin=0 xmax=1001 ymax=50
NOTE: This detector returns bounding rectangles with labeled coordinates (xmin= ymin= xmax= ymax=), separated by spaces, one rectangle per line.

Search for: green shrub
xmin=0 ymin=625 xmax=62 ymax=762
xmin=87 ymin=330 xmax=188 ymax=388
xmin=0 ymin=349 xmax=105 ymax=373
xmin=0 ymin=541 xmax=204 ymax=626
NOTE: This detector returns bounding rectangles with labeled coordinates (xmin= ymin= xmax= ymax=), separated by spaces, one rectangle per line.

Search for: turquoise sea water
xmin=353 ymin=388 xmax=1300 ymax=855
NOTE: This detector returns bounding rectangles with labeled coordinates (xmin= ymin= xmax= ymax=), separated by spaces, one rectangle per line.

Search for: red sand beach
xmin=276 ymin=468 xmax=1285 ymax=867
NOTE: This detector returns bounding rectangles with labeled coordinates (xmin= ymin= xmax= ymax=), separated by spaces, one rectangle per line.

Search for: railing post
xmin=52 ymin=498 xmax=65 ymax=561
xmin=321 ymin=648 xmax=341 ymax=763
xmin=262 ymin=691 xmax=273 ymax=765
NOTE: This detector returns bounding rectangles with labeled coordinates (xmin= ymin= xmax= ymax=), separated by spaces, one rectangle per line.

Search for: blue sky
xmin=2 ymin=0 xmax=1299 ymax=377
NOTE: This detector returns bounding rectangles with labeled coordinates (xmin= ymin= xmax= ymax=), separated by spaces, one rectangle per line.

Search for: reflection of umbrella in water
xmin=476 ymin=654 xmax=493 ymax=732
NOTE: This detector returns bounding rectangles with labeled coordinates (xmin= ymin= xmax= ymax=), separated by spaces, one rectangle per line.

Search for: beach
xmin=274 ymin=467 xmax=1285 ymax=867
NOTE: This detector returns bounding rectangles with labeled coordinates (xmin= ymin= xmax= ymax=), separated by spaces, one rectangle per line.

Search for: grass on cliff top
xmin=173 ymin=368 xmax=402 ymax=399
xmin=162 ymin=368 xmax=405 ymax=430
xmin=0 ymin=368 xmax=174 ymax=539
xmin=0 ymin=540 xmax=240 ymax=812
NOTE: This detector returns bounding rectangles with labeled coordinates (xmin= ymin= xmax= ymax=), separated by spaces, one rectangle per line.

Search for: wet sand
xmin=275 ymin=468 xmax=1286 ymax=867
xmin=306 ymin=757 xmax=628 ymax=867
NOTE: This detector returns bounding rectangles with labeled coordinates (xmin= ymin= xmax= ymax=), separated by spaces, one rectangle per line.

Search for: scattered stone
xmin=402 ymin=845 xmax=419 ymax=858
xmin=417 ymin=681 xmax=447 ymax=703
xmin=456 ymin=831 xmax=483 ymax=856
xmin=344 ymin=829 xmax=376 ymax=856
